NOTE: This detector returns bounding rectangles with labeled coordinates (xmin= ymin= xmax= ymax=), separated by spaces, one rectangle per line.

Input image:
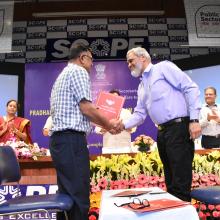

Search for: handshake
xmin=108 ymin=119 xmax=125 ymax=134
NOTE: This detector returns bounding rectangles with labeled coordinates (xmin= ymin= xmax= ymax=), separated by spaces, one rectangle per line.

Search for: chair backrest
xmin=0 ymin=146 xmax=21 ymax=184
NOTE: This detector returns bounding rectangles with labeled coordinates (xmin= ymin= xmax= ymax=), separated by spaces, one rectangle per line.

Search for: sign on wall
xmin=0 ymin=184 xmax=57 ymax=220
xmin=3 ymin=17 xmax=217 ymax=63
xmin=46 ymin=37 xmax=149 ymax=61
xmin=184 ymin=0 xmax=220 ymax=46
xmin=0 ymin=1 xmax=13 ymax=52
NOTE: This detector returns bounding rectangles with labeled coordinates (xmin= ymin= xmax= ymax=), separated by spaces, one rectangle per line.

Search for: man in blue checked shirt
xmin=50 ymin=43 xmax=121 ymax=220
xmin=121 ymin=47 xmax=201 ymax=202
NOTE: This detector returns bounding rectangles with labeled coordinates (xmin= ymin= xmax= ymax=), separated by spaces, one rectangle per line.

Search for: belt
xmin=203 ymin=134 xmax=220 ymax=139
xmin=53 ymin=129 xmax=86 ymax=136
xmin=158 ymin=117 xmax=189 ymax=131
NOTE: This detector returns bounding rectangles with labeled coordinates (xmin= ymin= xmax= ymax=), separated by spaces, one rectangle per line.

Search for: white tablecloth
xmin=98 ymin=187 xmax=199 ymax=220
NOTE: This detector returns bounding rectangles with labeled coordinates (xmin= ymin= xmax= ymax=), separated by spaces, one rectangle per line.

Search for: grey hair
xmin=127 ymin=47 xmax=151 ymax=61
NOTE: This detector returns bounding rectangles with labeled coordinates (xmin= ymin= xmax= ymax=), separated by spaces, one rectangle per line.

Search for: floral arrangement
xmin=89 ymin=150 xmax=220 ymax=220
xmin=194 ymin=203 xmax=220 ymax=219
xmin=133 ymin=134 xmax=155 ymax=152
xmin=90 ymin=150 xmax=163 ymax=186
xmin=0 ymin=141 xmax=48 ymax=160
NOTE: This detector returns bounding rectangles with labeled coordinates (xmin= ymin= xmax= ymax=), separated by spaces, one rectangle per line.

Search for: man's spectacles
xmin=114 ymin=198 xmax=150 ymax=210
xmin=82 ymin=54 xmax=93 ymax=62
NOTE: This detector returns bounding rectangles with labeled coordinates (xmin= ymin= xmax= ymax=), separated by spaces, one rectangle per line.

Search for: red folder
xmin=123 ymin=199 xmax=189 ymax=213
xmin=96 ymin=91 xmax=125 ymax=121
xmin=112 ymin=190 xmax=151 ymax=197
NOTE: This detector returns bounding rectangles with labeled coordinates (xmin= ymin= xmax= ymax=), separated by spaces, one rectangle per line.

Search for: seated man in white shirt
xmin=199 ymin=86 xmax=220 ymax=148
xmin=95 ymin=90 xmax=136 ymax=154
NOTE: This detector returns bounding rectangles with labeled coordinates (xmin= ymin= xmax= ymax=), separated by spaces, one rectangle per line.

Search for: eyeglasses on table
xmin=114 ymin=197 xmax=150 ymax=210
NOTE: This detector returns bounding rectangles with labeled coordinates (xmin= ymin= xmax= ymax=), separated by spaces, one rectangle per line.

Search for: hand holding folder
xmin=96 ymin=91 xmax=125 ymax=123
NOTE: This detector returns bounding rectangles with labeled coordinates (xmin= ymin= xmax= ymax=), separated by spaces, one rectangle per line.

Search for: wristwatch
xmin=189 ymin=119 xmax=199 ymax=123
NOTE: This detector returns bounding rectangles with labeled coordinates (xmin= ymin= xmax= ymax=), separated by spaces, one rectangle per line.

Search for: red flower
xmin=137 ymin=174 xmax=149 ymax=184
xmin=158 ymin=176 xmax=165 ymax=183
xmin=200 ymin=204 xmax=207 ymax=211
xmin=135 ymin=184 xmax=144 ymax=188
xmin=201 ymin=176 xmax=209 ymax=183
xmin=128 ymin=178 xmax=138 ymax=187
xmin=215 ymin=176 xmax=220 ymax=185
xmin=159 ymin=182 xmax=166 ymax=190
xmin=208 ymin=174 xmax=216 ymax=181
xmin=205 ymin=212 xmax=210 ymax=217
xmin=208 ymin=204 xmax=215 ymax=210
xmin=198 ymin=211 xmax=206 ymax=219
xmin=89 ymin=207 xmax=99 ymax=213
xmin=88 ymin=208 xmax=99 ymax=220
xmin=212 ymin=211 xmax=220 ymax=218
xmin=110 ymin=180 xmax=119 ymax=189
xmin=215 ymin=205 xmax=220 ymax=211
xmin=97 ymin=177 xmax=108 ymax=189
xmin=91 ymin=185 xmax=100 ymax=193
xmin=89 ymin=215 xmax=97 ymax=220
xmin=192 ymin=173 xmax=200 ymax=181
xmin=193 ymin=203 xmax=199 ymax=209
xmin=117 ymin=179 xmax=129 ymax=189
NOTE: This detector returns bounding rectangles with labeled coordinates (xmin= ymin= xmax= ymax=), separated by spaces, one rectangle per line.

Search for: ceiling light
xmin=32 ymin=10 xmax=165 ymax=18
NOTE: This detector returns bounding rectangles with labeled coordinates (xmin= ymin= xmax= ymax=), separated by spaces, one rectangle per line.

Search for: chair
xmin=191 ymin=186 xmax=220 ymax=205
xmin=0 ymin=146 xmax=73 ymax=220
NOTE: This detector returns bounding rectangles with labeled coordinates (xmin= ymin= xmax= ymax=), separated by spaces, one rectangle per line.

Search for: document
xmin=96 ymin=91 xmax=125 ymax=122
xmin=123 ymin=199 xmax=189 ymax=213
xmin=112 ymin=190 xmax=151 ymax=197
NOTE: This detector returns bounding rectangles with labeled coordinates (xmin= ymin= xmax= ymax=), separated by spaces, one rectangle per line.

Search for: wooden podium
xmin=19 ymin=157 xmax=56 ymax=184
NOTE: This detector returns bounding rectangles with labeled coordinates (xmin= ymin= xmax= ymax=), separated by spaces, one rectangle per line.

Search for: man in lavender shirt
xmin=122 ymin=47 xmax=201 ymax=202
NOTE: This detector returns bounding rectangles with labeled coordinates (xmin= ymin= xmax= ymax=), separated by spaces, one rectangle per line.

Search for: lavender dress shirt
xmin=124 ymin=61 xmax=201 ymax=129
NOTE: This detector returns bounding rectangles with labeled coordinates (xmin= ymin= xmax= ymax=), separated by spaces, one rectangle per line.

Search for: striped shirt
xmin=50 ymin=63 xmax=92 ymax=133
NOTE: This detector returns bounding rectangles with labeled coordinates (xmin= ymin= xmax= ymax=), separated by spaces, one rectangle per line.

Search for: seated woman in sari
xmin=0 ymin=100 xmax=32 ymax=144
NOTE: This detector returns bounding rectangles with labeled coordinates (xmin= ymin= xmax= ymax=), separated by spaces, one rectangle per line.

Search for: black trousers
xmin=157 ymin=121 xmax=194 ymax=201
xmin=49 ymin=131 xmax=90 ymax=220
xmin=201 ymin=135 xmax=220 ymax=149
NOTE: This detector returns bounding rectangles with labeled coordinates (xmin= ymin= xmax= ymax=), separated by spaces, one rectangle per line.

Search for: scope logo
xmin=46 ymin=37 xmax=149 ymax=61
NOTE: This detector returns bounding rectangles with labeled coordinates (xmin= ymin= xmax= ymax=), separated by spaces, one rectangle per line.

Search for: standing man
xmin=50 ymin=43 xmax=120 ymax=220
xmin=122 ymin=47 xmax=201 ymax=201
xmin=199 ymin=87 xmax=220 ymax=148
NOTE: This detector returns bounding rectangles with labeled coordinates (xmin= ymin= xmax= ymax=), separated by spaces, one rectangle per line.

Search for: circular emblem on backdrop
xmin=90 ymin=39 xmax=110 ymax=57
